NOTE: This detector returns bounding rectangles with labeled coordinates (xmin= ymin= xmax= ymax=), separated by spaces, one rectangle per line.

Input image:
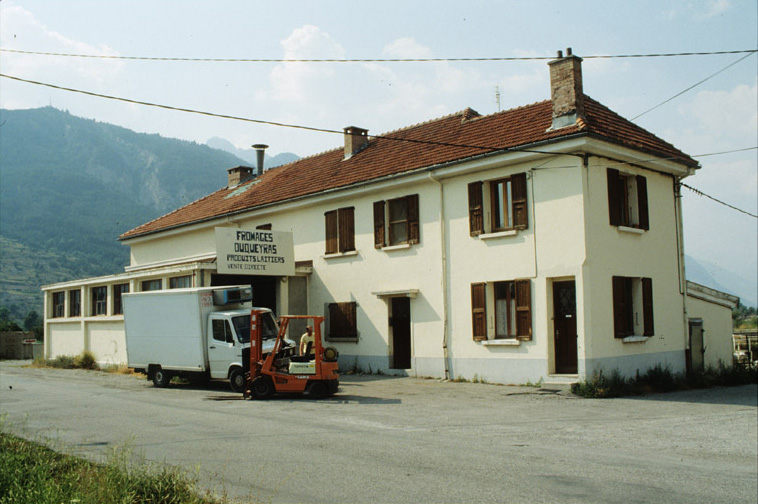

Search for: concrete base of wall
xmin=340 ymin=353 xmax=549 ymax=385
xmin=585 ymin=350 xmax=686 ymax=379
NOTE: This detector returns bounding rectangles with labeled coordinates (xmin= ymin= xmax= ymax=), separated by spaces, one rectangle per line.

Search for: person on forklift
xmin=299 ymin=326 xmax=315 ymax=358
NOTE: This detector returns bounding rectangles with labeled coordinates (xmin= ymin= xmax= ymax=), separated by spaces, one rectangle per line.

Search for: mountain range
xmin=0 ymin=107 xmax=753 ymax=324
xmin=0 ymin=107 xmax=297 ymax=321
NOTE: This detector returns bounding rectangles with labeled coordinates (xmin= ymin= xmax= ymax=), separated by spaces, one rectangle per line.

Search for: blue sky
xmin=1 ymin=0 xmax=756 ymax=304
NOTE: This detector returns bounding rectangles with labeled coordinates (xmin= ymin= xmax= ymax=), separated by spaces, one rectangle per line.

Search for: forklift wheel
xmin=306 ymin=381 xmax=328 ymax=399
xmin=251 ymin=376 xmax=274 ymax=399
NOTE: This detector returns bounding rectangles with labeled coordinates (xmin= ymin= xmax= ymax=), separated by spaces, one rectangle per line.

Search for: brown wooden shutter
xmin=329 ymin=301 xmax=357 ymax=338
xmin=468 ymin=181 xmax=484 ymax=236
xmin=471 ymin=283 xmax=487 ymax=341
xmin=515 ymin=279 xmax=532 ymax=340
xmin=512 ymin=173 xmax=528 ymax=230
xmin=636 ymin=175 xmax=649 ymax=230
xmin=373 ymin=200 xmax=385 ymax=248
xmin=338 ymin=207 xmax=355 ymax=252
xmin=407 ymin=194 xmax=419 ymax=244
xmin=607 ymin=168 xmax=622 ymax=226
xmin=325 ymin=210 xmax=338 ymax=254
xmin=612 ymin=276 xmax=631 ymax=338
xmin=642 ymin=277 xmax=654 ymax=336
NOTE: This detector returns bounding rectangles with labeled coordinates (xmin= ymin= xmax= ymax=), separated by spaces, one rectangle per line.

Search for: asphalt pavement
xmin=1 ymin=360 xmax=756 ymax=504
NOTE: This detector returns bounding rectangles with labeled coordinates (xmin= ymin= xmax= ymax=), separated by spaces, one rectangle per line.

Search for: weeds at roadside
xmin=0 ymin=430 xmax=232 ymax=504
xmin=572 ymin=362 xmax=758 ymax=398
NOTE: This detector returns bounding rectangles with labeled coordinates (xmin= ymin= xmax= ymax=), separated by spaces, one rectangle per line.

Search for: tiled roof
xmin=120 ymin=96 xmax=697 ymax=240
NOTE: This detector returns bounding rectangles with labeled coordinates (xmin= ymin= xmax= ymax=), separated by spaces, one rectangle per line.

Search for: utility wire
xmin=631 ymin=52 xmax=757 ymax=120
xmin=680 ymin=183 xmax=757 ymax=219
xmin=0 ymin=72 xmax=568 ymax=156
xmin=1 ymin=47 xmax=755 ymax=63
xmin=2 ymin=73 xmax=754 ymax=219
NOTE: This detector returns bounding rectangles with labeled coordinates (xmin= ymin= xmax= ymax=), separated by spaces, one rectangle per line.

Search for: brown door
xmin=390 ymin=297 xmax=411 ymax=369
xmin=553 ymin=281 xmax=578 ymax=374
xmin=689 ymin=320 xmax=705 ymax=374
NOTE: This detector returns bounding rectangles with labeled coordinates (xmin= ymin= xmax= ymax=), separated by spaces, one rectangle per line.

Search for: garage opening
xmin=211 ymin=274 xmax=277 ymax=314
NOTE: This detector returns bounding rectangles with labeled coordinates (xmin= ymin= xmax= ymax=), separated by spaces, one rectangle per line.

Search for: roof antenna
xmin=495 ymin=85 xmax=501 ymax=112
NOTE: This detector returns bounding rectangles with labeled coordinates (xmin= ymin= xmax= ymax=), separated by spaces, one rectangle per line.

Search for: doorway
xmin=390 ymin=297 xmax=411 ymax=369
xmin=553 ymin=280 xmax=578 ymax=374
xmin=688 ymin=319 xmax=705 ymax=374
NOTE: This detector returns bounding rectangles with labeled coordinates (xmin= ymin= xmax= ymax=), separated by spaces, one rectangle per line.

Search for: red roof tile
xmin=120 ymin=96 xmax=697 ymax=240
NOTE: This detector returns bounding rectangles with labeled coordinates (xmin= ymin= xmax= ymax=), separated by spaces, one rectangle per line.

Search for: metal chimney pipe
xmin=252 ymin=144 xmax=268 ymax=177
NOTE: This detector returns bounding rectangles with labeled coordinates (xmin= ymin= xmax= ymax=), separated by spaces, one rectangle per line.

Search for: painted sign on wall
xmin=215 ymin=227 xmax=295 ymax=276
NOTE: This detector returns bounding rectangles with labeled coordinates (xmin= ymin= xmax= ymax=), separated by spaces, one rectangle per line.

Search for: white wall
xmin=582 ymin=156 xmax=686 ymax=377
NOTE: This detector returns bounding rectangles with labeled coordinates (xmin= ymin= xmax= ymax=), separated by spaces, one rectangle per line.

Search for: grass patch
xmin=0 ymin=432 xmax=224 ymax=504
xmin=572 ymin=362 xmax=758 ymax=398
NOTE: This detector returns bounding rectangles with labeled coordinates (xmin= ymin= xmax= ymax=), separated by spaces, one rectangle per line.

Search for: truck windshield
xmin=233 ymin=312 xmax=278 ymax=343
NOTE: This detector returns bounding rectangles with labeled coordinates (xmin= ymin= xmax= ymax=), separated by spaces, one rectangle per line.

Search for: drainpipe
xmin=674 ymin=174 xmax=690 ymax=361
xmin=428 ymin=172 xmax=451 ymax=379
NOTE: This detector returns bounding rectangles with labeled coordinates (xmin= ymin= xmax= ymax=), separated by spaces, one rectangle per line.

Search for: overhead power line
xmin=631 ymin=52 xmax=757 ymax=120
xmin=681 ymin=183 xmax=757 ymax=219
xmin=0 ymin=72 xmax=566 ymax=156
xmin=2 ymin=72 xmax=754 ymax=219
xmin=1 ymin=47 xmax=755 ymax=63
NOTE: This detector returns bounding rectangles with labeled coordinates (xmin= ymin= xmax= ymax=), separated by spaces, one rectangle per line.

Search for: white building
xmin=42 ymin=51 xmax=738 ymax=384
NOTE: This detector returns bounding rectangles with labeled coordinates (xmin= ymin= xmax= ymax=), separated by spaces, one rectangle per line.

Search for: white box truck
xmin=123 ymin=286 xmax=291 ymax=392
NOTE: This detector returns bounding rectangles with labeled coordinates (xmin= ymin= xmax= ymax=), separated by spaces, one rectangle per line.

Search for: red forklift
xmin=244 ymin=310 xmax=339 ymax=399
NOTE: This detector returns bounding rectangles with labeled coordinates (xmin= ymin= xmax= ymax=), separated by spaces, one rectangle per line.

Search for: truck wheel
xmin=307 ymin=381 xmax=328 ymax=399
xmin=229 ymin=368 xmax=246 ymax=393
xmin=152 ymin=368 xmax=171 ymax=388
xmin=251 ymin=376 xmax=274 ymax=399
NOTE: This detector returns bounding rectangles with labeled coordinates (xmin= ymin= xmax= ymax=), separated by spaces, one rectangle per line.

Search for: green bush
xmin=73 ymin=350 xmax=99 ymax=370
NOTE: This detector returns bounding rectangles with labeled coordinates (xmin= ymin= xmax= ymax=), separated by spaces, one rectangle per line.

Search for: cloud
xmin=0 ymin=3 xmax=124 ymax=108
xmin=381 ymin=37 xmax=432 ymax=59
xmin=669 ymin=81 xmax=758 ymax=152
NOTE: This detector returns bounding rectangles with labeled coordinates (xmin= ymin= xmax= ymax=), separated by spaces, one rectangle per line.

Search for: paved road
xmin=1 ymin=361 xmax=756 ymax=504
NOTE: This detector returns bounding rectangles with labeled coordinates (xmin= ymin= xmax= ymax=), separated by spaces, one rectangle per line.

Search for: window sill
xmin=323 ymin=250 xmax=359 ymax=260
xmin=617 ymin=226 xmax=645 ymax=235
xmin=481 ymin=338 xmax=521 ymax=347
xmin=381 ymin=243 xmax=412 ymax=252
xmin=479 ymin=229 xmax=518 ymax=240
xmin=622 ymin=335 xmax=650 ymax=344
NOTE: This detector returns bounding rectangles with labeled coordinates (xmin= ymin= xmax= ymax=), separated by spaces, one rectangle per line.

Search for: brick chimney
xmin=548 ymin=48 xmax=585 ymax=130
xmin=343 ymin=126 xmax=369 ymax=159
xmin=227 ymin=166 xmax=254 ymax=188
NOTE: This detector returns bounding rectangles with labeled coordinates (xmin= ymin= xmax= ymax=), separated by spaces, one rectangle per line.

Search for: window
xmin=373 ymin=194 xmax=419 ymax=247
xmin=91 ymin=286 xmax=107 ymax=316
xmin=69 ymin=289 xmax=81 ymax=317
xmin=141 ymin=279 xmax=162 ymax=291
xmin=468 ymin=173 xmax=528 ymax=236
xmin=256 ymin=223 xmax=272 ymax=230
xmin=607 ymin=168 xmax=649 ymax=230
xmin=328 ymin=302 xmax=357 ymax=339
xmin=471 ymin=280 xmax=532 ymax=341
xmin=212 ymin=319 xmax=234 ymax=343
xmin=325 ymin=207 xmax=355 ymax=254
xmin=113 ymin=283 xmax=129 ymax=315
xmin=612 ymin=276 xmax=654 ymax=338
xmin=169 ymin=275 xmax=192 ymax=289
xmin=52 ymin=292 xmax=65 ymax=318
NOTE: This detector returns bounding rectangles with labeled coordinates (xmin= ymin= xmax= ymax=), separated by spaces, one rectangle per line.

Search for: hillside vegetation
xmin=0 ymin=107 xmax=286 ymax=321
